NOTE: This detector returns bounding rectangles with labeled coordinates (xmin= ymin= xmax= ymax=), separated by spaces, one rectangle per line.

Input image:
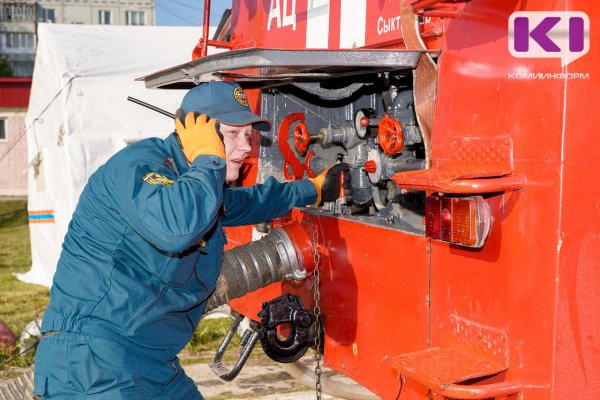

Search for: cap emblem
xmin=233 ymin=87 xmax=249 ymax=107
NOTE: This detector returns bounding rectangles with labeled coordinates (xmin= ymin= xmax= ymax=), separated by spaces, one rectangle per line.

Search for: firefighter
xmin=32 ymin=81 xmax=349 ymax=399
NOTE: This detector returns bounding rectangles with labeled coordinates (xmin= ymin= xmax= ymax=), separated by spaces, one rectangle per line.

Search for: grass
xmin=0 ymin=200 xmax=250 ymax=377
xmin=0 ymin=201 xmax=49 ymax=371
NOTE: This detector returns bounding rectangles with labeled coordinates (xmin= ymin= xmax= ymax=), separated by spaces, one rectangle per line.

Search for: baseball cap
xmin=180 ymin=81 xmax=271 ymax=131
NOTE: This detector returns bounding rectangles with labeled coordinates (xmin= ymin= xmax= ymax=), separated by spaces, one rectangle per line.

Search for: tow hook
xmin=258 ymin=294 xmax=322 ymax=363
xmin=210 ymin=313 xmax=260 ymax=381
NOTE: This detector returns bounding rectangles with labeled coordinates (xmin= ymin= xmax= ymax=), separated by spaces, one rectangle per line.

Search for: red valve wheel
xmin=363 ymin=160 xmax=377 ymax=173
xmin=377 ymin=114 xmax=404 ymax=155
xmin=293 ymin=122 xmax=311 ymax=154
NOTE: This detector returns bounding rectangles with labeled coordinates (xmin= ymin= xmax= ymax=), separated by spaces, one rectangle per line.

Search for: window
xmin=44 ymin=8 xmax=56 ymax=22
xmin=98 ymin=10 xmax=111 ymax=24
xmin=24 ymin=5 xmax=33 ymax=20
xmin=0 ymin=120 xmax=6 ymax=141
xmin=2 ymin=33 xmax=35 ymax=49
xmin=11 ymin=62 xmax=34 ymax=76
xmin=2 ymin=4 xmax=13 ymax=20
xmin=14 ymin=5 xmax=24 ymax=20
xmin=1 ymin=4 xmax=33 ymax=21
xmin=126 ymin=11 xmax=145 ymax=25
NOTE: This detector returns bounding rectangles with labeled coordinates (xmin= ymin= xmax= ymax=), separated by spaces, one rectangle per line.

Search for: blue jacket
xmin=41 ymin=133 xmax=317 ymax=358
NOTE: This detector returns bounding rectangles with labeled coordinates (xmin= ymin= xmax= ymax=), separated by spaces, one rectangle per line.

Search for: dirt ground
xmin=187 ymin=354 xmax=346 ymax=400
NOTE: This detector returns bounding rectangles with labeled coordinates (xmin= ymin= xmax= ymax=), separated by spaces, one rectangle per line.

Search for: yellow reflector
xmin=450 ymin=199 xmax=477 ymax=245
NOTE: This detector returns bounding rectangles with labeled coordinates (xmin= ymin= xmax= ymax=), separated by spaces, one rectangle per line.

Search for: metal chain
xmin=311 ymin=224 xmax=323 ymax=400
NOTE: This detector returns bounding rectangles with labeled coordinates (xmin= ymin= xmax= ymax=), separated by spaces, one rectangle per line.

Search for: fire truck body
xmin=143 ymin=1 xmax=600 ymax=398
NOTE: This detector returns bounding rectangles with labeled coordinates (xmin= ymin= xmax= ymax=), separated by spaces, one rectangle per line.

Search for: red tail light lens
xmin=425 ymin=196 xmax=492 ymax=248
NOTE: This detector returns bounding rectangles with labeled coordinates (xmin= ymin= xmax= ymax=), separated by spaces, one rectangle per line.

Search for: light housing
xmin=425 ymin=195 xmax=492 ymax=248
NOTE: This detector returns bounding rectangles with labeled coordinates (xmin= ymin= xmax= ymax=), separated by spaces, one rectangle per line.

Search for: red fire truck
xmin=142 ymin=1 xmax=599 ymax=399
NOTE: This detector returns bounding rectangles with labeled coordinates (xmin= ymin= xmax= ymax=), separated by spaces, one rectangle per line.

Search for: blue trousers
xmin=33 ymin=331 xmax=202 ymax=399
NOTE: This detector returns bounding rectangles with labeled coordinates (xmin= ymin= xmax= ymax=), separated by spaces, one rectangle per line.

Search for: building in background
xmin=36 ymin=0 xmax=155 ymax=26
xmin=0 ymin=0 xmax=155 ymax=76
xmin=0 ymin=77 xmax=31 ymax=196
xmin=0 ymin=1 xmax=38 ymax=76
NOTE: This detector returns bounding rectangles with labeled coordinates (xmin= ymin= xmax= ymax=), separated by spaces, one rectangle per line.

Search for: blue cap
xmin=180 ymin=81 xmax=271 ymax=131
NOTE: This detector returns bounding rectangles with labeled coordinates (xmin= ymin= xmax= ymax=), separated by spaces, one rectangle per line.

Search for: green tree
xmin=0 ymin=56 xmax=13 ymax=77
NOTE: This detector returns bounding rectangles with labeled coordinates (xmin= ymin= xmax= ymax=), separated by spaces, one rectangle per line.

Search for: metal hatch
xmin=139 ymin=48 xmax=425 ymax=89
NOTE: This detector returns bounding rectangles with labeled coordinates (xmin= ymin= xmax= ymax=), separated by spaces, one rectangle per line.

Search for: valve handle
xmin=304 ymin=151 xmax=318 ymax=178
xmin=378 ymin=114 xmax=404 ymax=156
xmin=278 ymin=113 xmax=307 ymax=180
xmin=294 ymin=122 xmax=311 ymax=154
xmin=283 ymin=160 xmax=294 ymax=181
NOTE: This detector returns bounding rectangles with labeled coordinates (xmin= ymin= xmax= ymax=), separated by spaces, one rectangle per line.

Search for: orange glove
xmin=175 ymin=109 xmax=225 ymax=163
xmin=309 ymin=163 xmax=351 ymax=206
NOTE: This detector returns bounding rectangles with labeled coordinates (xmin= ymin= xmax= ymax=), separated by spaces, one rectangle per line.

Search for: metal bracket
xmin=258 ymin=294 xmax=321 ymax=363
xmin=210 ymin=314 xmax=259 ymax=381
xmin=291 ymin=82 xmax=370 ymax=100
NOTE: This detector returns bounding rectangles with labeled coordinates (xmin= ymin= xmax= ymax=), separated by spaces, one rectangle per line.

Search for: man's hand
xmin=309 ymin=163 xmax=351 ymax=206
xmin=175 ymin=109 xmax=225 ymax=163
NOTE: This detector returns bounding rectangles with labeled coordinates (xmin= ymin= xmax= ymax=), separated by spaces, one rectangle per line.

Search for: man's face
xmin=220 ymin=122 xmax=253 ymax=182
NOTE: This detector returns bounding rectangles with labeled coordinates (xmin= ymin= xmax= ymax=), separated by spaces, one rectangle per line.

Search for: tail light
xmin=425 ymin=196 xmax=492 ymax=248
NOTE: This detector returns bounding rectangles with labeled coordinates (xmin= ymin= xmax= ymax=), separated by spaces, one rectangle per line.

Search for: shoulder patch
xmin=143 ymin=172 xmax=174 ymax=187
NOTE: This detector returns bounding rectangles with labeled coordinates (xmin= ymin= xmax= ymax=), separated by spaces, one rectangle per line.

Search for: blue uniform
xmin=33 ymin=134 xmax=317 ymax=399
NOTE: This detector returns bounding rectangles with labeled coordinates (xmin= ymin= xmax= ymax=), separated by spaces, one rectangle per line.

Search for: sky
xmin=155 ymin=0 xmax=232 ymax=26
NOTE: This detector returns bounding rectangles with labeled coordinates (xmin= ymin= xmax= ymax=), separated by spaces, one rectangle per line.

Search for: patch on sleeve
xmin=143 ymin=172 xmax=174 ymax=187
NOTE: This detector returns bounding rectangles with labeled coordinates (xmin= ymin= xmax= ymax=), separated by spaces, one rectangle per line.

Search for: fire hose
xmin=205 ymin=223 xmax=314 ymax=312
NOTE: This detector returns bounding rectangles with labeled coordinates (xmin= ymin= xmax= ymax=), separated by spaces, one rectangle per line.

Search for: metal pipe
xmin=126 ymin=96 xmax=175 ymax=119
xmin=433 ymin=380 xmax=522 ymax=399
xmin=388 ymin=159 xmax=427 ymax=174
xmin=422 ymin=9 xmax=462 ymax=18
xmin=206 ymin=39 xmax=234 ymax=49
xmin=201 ymin=0 xmax=211 ymax=58
xmin=411 ymin=0 xmax=444 ymax=13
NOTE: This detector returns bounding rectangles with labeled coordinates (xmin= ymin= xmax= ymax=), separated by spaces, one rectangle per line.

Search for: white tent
xmin=18 ymin=23 xmax=213 ymax=287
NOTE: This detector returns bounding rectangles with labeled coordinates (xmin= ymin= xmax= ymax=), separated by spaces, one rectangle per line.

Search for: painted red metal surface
xmin=211 ymin=1 xmax=600 ymax=398
xmin=0 ymin=77 xmax=32 ymax=108
xmin=440 ymin=136 xmax=514 ymax=178
xmin=412 ymin=0 xmax=469 ymax=19
xmin=392 ymin=136 xmax=525 ymax=193
xmin=394 ymin=347 xmax=506 ymax=389
xmin=389 ymin=314 xmax=521 ymax=398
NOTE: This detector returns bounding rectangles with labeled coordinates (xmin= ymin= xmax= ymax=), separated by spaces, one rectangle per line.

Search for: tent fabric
xmin=18 ymin=23 xmax=215 ymax=287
